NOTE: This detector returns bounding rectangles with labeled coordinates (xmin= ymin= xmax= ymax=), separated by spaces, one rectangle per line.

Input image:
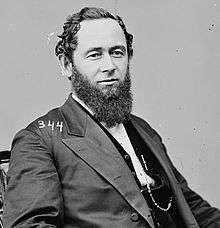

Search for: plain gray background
xmin=0 ymin=1 xmax=219 ymax=208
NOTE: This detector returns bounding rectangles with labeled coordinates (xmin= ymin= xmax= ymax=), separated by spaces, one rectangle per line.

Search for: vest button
xmin=130 ymin=212 xmax=139 ymax=222
xmin=131 ymin=171 xmax=136 ymax=177
xmin=157 ymin=222 xmax=162 ymax=227
xmin=124 ymin=154 xmax=130 ymax=160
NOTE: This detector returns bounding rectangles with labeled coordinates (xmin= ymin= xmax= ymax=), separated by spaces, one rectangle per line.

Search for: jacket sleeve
xmin=156 ymin=133 xmax=220 ymax=228
xmin=133 ymin=115 xmax=220 ymax=227
xmin=172 ymin=166 xmax=220 ymax=228
xmin=2 ymin=129 xmax=63 ymax=228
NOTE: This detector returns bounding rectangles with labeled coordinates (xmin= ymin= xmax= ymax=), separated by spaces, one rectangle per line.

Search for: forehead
xmin=76 ymin=18 xmax=126 ymax=51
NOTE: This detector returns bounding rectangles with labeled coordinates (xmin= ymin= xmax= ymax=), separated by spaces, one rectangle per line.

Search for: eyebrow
xmin=85 ymin=45 xmax=126 ymax=56
xmin=109 ymin=45 xmax=126 ymax=53
xmin=85 ymin=47 xmax=103 ymax=56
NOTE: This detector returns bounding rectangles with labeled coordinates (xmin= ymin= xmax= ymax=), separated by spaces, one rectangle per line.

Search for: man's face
xmin=72 ymin=18 xmax=129 ymax=95
xmin=67 ymin=18 xmax=132 ymax=128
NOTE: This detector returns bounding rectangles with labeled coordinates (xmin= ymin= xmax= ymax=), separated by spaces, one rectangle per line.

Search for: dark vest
xmin=76 ymin=101 xmax=185 ymax=227
xmin=99 ymin=119 xmax=184 ymax=228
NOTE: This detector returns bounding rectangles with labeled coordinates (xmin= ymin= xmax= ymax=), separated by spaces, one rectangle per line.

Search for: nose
xmin=100 ymin=53 xmax=116 ymax=73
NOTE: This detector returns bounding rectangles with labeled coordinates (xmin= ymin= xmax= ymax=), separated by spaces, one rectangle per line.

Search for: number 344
xmin=38 ymin=120 xmax=63 ymax=132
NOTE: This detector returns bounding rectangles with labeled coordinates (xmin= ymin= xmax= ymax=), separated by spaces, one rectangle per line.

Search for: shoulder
xmin=12 ymin=107 xmax=66 ymax=150
xmin=26 ymin=107 xmax=65 ymax=136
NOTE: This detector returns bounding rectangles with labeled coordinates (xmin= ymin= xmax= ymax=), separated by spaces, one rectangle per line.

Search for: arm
xmin=156 ymin=134 xmax=220 ymax=227
xmin=3 ymin=129 xmax=63 ymax=228
xmin=156 ymin=133 xmax=220 ymax=227
xmin=126 ymin=115 xmax=220 ymax=227
xmin=172 ymin=166 xmax=220 ymax=228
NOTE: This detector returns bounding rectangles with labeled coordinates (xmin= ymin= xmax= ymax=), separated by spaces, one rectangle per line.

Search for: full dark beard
xmin=71 ymin=67 xmax=133 ymax=128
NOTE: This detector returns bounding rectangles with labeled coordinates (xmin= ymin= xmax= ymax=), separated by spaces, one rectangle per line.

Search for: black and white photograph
xmin=0 ymin=1 xmax=220 ymax=227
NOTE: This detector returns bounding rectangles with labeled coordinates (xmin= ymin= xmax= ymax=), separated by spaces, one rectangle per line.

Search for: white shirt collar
xmin=71 ymin=92 xmax=94 ymax=115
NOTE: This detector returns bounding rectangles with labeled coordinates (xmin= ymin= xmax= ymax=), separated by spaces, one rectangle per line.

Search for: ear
xmin=58 ymin=55 xmax=73 ymax=78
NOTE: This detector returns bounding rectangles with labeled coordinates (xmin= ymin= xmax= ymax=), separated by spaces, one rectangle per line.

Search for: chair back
xmin=0 ymin=150 xmax=10 ymax=228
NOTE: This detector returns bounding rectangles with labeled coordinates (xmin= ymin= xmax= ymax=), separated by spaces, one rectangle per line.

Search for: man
xmin=3 ymin=7 xmax=220 ymax=228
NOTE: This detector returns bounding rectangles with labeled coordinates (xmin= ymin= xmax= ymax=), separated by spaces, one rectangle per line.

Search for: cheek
xmin=117 ymin=60 xmax=128 ymax=77
xmin=73 ymin=53 xmax=99 ymax=77
xmin=83 ymin=65 xmax=100 ymax=81
xmin=75 ymin=61 xmax=99 ymax=81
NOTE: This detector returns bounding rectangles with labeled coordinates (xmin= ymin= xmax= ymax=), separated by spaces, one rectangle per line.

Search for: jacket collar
xmin=60 ymin=94 xmax=155 ymax=227
xmin=61 ymin=96 xmax=198 ymax=228
xmin=60 ymin=94 xmax=87 ymax=137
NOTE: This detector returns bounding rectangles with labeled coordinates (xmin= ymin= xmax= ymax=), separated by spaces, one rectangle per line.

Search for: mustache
xmin=97 ymin=78 xmax=119 ymax=83
xmin=71 ymin=65 xmax=133 ymax=128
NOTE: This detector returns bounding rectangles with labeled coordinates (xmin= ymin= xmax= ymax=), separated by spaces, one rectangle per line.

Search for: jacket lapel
xmin=61 ymin=96 xmax=155 ymax=227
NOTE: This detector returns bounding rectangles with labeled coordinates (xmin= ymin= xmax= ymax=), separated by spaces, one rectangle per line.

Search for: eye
xmin=86 ymin=52 xmax=102 ymax=60
xmin=111 ymin=49 xmax=125 ymax=58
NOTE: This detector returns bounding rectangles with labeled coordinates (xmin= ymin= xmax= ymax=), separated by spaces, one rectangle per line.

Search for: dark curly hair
xmin=55 ymin=7 xmax=133 ymax=63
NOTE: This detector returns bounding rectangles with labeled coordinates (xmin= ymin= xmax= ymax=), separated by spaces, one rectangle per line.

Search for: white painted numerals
xmin=56 ymin=121 xmax=63 ymax=132
xmin=48 ymin=120 xmax=55 ymax=131
xmin=38 ymin=120 xmax=63 ymax=132
xmin=38 ymin=120 xmax=46 ymax=129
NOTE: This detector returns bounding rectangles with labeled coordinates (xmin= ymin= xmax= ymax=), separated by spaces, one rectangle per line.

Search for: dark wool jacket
xmin=3 ymin=95 xmax=220 ymax=228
